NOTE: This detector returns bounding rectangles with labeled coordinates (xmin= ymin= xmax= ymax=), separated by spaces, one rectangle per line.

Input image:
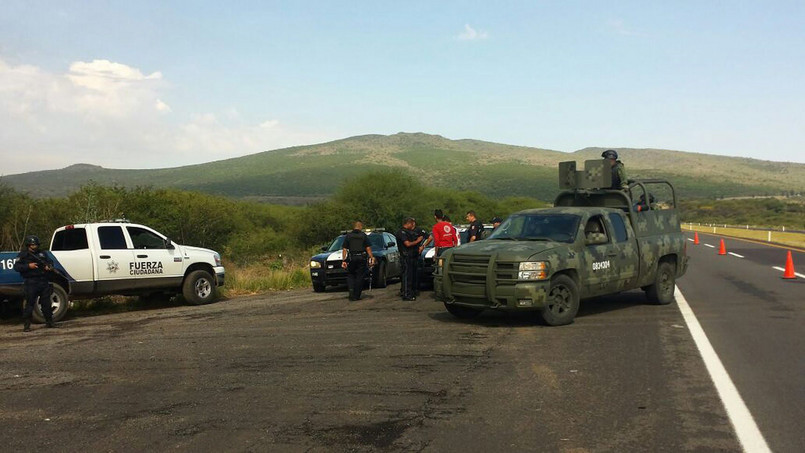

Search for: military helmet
xmin=602 ymin=149 xmax=618 ymax=160
xmin=24 ymin=235 xmax=40 ymax=246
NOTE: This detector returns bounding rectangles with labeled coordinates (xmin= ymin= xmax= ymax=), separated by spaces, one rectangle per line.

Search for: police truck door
xmin=94 ymin=225 xmax=137 ymax=294
xmin=125 ymin=225 xmax=184 ymax=289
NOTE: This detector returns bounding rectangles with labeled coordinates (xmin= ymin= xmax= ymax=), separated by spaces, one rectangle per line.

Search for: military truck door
xmin=580 ymin=215 xmax=621 ymax=297
xmin=605 ymin=212 xmax=639 ymax=291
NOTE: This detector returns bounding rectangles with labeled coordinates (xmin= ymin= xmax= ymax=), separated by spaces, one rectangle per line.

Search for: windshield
xmin=486 ymin=214 xmax=581 ymax=243
xmin=326 ymin=233 xmax=387 ymax=252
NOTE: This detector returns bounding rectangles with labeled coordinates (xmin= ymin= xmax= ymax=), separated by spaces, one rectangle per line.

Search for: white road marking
xmin=728 ymin=252 xmax=744 ymax=258
xmin=674 ymin=287 xmax=771 ymax=453
xmin=705 ymin=244 xmax=715 ymax=248
xmin=772 ymin=266 xmax=805 ymax=279
xmin=687 ymin=238 xmax=694 ymax=242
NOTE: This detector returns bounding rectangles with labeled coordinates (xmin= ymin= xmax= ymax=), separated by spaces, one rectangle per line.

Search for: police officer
xmin=341 ymin=221 xmax=375 ymax=301
xmin=491 ymin=217 xmax=503 ymax=230
xmin=13 ymin=235 xmax=56 ymax=331
xmin=396 ymin=217 xmax=424 ymax=301
xmin=602 ymin=149 xmax=628 ymax=190
xmin=465 ymin=210 xmax=484 ymax=242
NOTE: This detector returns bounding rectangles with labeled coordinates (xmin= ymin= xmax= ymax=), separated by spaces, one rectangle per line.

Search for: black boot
xmin=46 ymin=319 xmax=55 ymax=328
xmin=23 ymin=319 xmax=31 ymax=332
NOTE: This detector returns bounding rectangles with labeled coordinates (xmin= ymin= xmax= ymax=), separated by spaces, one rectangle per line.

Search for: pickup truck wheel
xmin=444 ymin=303 xmax=482 ymax=319
xmin=183 ymin=270 xmax=216 ymax=305
xmin=373 ymin=261 xmax=388 ymax=288
xmin=312 ymin=282 xmax=326 ymax=293
xmin=32 ymin=284 xmax=69 ymax=323
xmin=646 ymin=262 xmax=676 ymax=305
xmin=540 ymin=274 xmax=580 ymax=326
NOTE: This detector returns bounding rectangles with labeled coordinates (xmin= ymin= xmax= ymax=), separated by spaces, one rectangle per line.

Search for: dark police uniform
xmin=343 ymin=229 xmax=371 ymax=301
xmin=467 ymin=219 xmax=484 ymax=242
xmin=13 ymin=249 xmax=55 ymax=328
xmin=396 ymin=227 xmax=422 ymax=300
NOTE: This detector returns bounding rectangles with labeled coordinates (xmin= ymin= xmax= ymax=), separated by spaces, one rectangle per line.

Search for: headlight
xmin=437 ymin=258 xmax=444 ymax=268
xmin=310 ymin=261 xmax=322 ymax=269
xmin=518 ymin=261 xmax=548 ymax=280
xmin=214 ymin=253 xmax=222 ymax=267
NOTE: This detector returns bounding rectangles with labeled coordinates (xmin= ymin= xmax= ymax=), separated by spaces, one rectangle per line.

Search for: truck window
xmin=98 ymin=226 xmax=128 ymax=250
xmin=488 ymin=214 xmax=580 ymax=243
xmin=127 ymin=226 xmax=165 ymax=249
xmin=608 ymin=213 xmax=629 ymax=242
xmin=584 ymin=216 xmax=609 ymax=244
xmin=51 ymin=228 xmax=89 ymax=251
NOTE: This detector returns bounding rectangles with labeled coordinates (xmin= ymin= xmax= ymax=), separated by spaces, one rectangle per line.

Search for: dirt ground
xmin=0 ymin=284 xmax=739 ymax=452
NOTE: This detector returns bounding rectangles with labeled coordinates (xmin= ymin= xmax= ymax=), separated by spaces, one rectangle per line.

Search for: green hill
xmin=3 ymin=133 xmax=803 ymax=202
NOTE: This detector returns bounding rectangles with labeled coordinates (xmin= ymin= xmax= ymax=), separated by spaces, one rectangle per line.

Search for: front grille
xmin=449 ymin=254 xmax=490 ymax=285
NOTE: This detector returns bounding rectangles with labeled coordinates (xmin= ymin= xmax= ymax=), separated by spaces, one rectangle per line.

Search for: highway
xmin=0 ymin=233 xmax=802 ymax=452
xmin=677 ymin=232 xmax=805 ymax=453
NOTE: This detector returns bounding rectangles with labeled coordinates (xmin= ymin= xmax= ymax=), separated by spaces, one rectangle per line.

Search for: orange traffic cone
xmin=783 ymin=251 xmax=796 ymax=279
xmin=694 ymin=232 xmax=700 ymax=245
xmin=718 ymin=239 xmax=727 ymax=255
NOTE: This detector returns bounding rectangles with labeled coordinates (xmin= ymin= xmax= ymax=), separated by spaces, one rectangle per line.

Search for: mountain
xmin=2 ymin=133 xmax=803 ymax=202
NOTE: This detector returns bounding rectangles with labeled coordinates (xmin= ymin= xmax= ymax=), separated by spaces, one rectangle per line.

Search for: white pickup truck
xmin=0 ymin=220 xmax=225 ymax=322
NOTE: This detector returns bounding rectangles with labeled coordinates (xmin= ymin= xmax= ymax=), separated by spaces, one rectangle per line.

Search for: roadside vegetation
xmin=2 ymin=177 xmax=802 ymax=301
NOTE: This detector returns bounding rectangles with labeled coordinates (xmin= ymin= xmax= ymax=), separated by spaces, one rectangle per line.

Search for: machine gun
xmin=22 ymin=250 xmax=67 ymax=280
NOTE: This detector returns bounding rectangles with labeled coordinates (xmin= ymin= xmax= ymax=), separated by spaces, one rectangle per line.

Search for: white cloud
xmin=456 ymin=24 xmax=489 ymax=41
xmin=0 ymin=58 xmax=333 ymax=174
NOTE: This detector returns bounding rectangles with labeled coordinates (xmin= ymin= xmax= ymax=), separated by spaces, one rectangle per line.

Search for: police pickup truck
xmin=434 ymin=160 xmax=688 ymax=326
xmin=0 ymin=220 xmax=225 ymax=323
xmin=309 ymin=229 xmax=401 ymax=292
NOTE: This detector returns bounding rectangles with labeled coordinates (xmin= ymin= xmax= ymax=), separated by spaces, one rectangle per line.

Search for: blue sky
xmin=1 ymin=1 xmax=803 ymax=174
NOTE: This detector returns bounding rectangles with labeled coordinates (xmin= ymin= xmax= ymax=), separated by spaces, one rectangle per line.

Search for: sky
xmin=1 ymin=1 xmax=804 ymax=175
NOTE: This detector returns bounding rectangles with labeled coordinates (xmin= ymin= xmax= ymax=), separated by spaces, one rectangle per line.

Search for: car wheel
xmin=313 ymin=282 xmax=326 ymax=293
xmin=646 ymin=261 xmax=676 ymax=305
xmin=32 ymin=284 xmax=69 ymax=323
xmin=373 ymin=261 xmax=388 ymax=288
xmin=182 ymin=270 xmax=217 ymax=305
xmin=444 ymin=302 xmax=482 ymax=319
xmin=540 ymin=274 xmax=580 ymax=326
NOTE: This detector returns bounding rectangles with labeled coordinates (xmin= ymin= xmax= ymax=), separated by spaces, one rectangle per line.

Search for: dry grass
xmin=683 ymin=224 xmax=805 ymax=249
xmin=221 ymin=261 xmax=310 ymax=297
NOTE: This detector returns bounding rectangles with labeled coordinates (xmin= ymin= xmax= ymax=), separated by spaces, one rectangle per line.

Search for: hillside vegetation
xmin=4 ymin=133 xmax=803 ymax=202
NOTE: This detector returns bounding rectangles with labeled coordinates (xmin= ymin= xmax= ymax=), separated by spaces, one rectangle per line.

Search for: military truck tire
xmin=373 ymin=261 xmax=388 ymax=288
xmin=183 ymin=270 xmax=216 ymax=305
xmin=313 ymin=282 xmax=326 ymax=293
xmin=32 ymin=284 xmax=69 ymax=323
xmin=646 ymin=261 xmax=676 ymax=305
xmin=540 ymin=274 xmax=580 ymax=326
xmin=444 ymin=303 xmax=483 ymax=319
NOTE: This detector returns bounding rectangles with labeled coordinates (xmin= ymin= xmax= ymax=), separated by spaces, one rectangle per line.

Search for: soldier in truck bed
xmin=13 ymin=235 xmax=56 ymax=331
xmin=602 ymin=149 xmax=628 ymax=190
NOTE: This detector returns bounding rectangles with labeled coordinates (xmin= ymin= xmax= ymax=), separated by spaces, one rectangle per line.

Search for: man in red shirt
xmin=425 ymin=209 xmax=457 ymax=256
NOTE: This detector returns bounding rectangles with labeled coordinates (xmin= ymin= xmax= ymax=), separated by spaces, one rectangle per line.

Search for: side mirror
xmin=164 ymin=238 xmax=175 ymax=250
xmin=320 ymin=246 xmax=327 ymax=252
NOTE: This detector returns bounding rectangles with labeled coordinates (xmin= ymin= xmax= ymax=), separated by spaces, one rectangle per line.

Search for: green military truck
xmin=434 ymin=160 xmax=688 ymax=326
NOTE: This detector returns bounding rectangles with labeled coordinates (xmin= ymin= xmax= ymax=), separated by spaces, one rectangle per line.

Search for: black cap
xmin=491 ymin=217 xmax=503 ymax=223
xmin=24 ymin=235 xmax=40 ymax=246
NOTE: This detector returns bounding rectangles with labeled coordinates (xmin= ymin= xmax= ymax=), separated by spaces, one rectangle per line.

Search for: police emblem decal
xmin=107 ymin=260 xmax=119 ymax=273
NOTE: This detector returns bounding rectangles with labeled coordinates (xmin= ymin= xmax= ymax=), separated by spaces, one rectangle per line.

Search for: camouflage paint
xmin=435 ymin=160 xmax=688 ymax=312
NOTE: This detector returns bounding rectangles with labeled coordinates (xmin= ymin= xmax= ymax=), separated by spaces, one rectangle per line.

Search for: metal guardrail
xmin=682 ymin=223 xmax=805 ymax=248
xmin=683 ymin=223 xmax=805 ymax=235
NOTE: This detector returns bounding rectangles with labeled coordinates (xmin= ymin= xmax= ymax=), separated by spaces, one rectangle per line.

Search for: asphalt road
xmin=0 ymin=234 xmax=800 ymax=452
xmin=677 ymin=232 xmax=805 ymax=453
